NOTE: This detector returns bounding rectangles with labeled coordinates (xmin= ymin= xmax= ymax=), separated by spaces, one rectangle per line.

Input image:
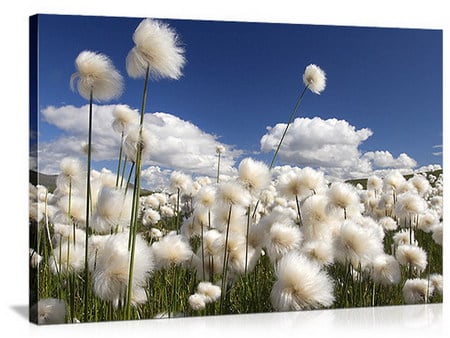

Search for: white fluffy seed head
xmin=170 ymin=171 xmax=193 ymax=194
xmin=151 ymin=232 xmax=193 ymax=269
xmin=367 ymin=175 xmax=383 ymax=192
xmin=31 ymin=298 xmax=66 ymax=325
xmin=188 ymin=293 xmax=206 ymax=310
xmin=91 ymin=187 xmax=133 ymax=234
xmin=327 ymin=182 xmax=360 ymax=211
xmin=394 ymin=192 xmax=427 ymax=220
xmin=126 ymin=18 xmax=186 ymax=80
xmin=70 ymin=50 xmax=123 ymax=102
xmin=265 ymin=222 xmax=303 ymax=263
xmin=196 ymin=282 xmax=221 ymax=303
xmin=270 ymin=251 xmax=334 ymax=311
xmin=378 ymin=216 xmax=398 ymax=231
xmin=371 ymin=254 xmax=401 ymax=285
xmin=402 ymin=278 xmax=433 ymax=304
xmin=216 ymin=181 xmax=251 ymax=207
xmin=112 ymin=104 xmax=139 ymax=134
xmin=238 ymin=157 xmax=271 ymax=193
xmin=395 ymin=244 xmax=427 ymax=273
xmin=92 ymin=232 xmax=154 ymax=307
xmin=303 ymin=64 xmax=326 ymax=94
xmin=123 ymin=125 xmax=156 ymax=162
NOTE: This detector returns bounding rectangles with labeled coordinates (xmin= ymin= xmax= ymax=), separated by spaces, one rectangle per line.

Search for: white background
xmin=0 ymin=0 xmax=447 ymax=337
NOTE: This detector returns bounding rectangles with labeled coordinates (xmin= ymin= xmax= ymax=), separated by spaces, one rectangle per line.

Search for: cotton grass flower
xmin=393 ymin=229 xmax=417 ymax=246
xmin=395 ymin=244 xmax=427 ymax=273
xmin=431 ymin=223 xmax=443 ymax=245
xmin=333 ymin=220 xmax=383 ymax=269
xmin=92 ymin=232 xmax=154 ymax=307
xmin=197 ymin=281 xmax=221 ymax=303
xmin=429 ymin=273 xmax=443 ymax=295
xmin=270 ymin=251 xmax=334 ymax=311
xmin=238 ymin=157 xmax=271 ymax=193
xmin=126 ymin=18 xmax=186 ymax=80
xmin=327 ymin=182 xmax=360 ymax=219
xmin=188 ymin=293 xmax=206 ymax=311
xmin=123 ymin=125 xmax=155 ymax=163
xmin=30 ymin=298 xmax=66 ymax=324
xmin=29 ymin=249 xmax=43 ymax=269
xmin=378 ymin=216 xmax=398 ymax=231
xmin=265 ymin=221 xmax=303 ymax=263
xmin=91 ymin=187 xmax=133 ymax=234
xmin=142 ymin=208 xmax=161 ymax=227
xmin=371 ymin=254 xmax=401 ymax=285
xmin=112 ymin=104 xmax=139 ymax=134
xmin=70 ymin=50 xmax=123 ymax=102
xmin=394 ymin=191 xmax=427 ymax=222
xmin=303 ymin=64 xmax=326 ymax=94
xmin=402 ymin=278 xmax=433 ymax=304
xmin=151 ymin=231 xmax=193 ymax=269
xmin=216 ymin=181 xmax=251 ymax=207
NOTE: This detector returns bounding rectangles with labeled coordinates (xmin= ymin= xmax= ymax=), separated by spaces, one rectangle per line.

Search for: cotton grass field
xmin=29 ymin=18 xmax=443 ymax=324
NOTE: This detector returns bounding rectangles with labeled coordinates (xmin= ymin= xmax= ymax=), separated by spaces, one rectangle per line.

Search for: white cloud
xmin=260 ymin=116 xmax=417 ymax=179
xmin=432 ymin=144 xmax=443 ymax=156
xmin=362 ymin=151 xmax=417 ymax=169
xmin=39 ymin=104 xmax=241 ymax=181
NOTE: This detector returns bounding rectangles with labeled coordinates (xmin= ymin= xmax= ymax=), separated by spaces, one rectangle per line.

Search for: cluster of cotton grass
xmin=29 ymin=17 xmax=443 ymax=325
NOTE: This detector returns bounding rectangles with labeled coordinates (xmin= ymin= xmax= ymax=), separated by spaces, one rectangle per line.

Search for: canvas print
xmin=29 ymin=14 xmax=443 ymax=325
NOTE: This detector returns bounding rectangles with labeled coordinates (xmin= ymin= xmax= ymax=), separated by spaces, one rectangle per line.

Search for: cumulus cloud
xmin=39 ymin=104 xmax=241 ymax=181
xmin=362 ymin=151 xmax=417 ymax=169
xmin=260 ymin=117 xmax=417 ymax=179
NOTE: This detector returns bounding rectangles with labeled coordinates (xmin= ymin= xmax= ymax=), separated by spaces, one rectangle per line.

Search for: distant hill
xmin=29 ymin=170 xmax=152 ymax=195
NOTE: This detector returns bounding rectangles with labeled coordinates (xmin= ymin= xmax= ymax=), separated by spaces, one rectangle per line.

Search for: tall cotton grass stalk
xmin=268 ymin=64 xmax=326 ymax=169
xmin=216 ymin=145 xmax=225 ymax=183
xmin=71 ymin=50 xmax=123 ymax=321
xmin=112 ymin=105 xmax=138 ymax=187
xmin=125 ymin=18 xmax=185 ymax=319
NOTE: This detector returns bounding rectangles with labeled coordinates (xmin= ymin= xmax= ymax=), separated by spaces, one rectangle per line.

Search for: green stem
xmin=115 ymin=131 xmax=124 ymax=187
xmin=220 ymin=204 xmax=233 ymax=313
xmin=269 ymin=85 xmax=309 ymax=169
xmin=125 ymin=64 xmax=150 ymax=319
xmin=83 ymin=88 xmax=93 ymax=322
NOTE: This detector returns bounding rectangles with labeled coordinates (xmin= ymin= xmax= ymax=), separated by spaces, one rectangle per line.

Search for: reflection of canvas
xmin=29 ymin=14 xmax=443 ymax=324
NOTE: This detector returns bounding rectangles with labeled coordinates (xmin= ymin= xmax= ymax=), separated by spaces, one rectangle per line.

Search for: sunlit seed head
xmin=265 ymin=222 xmax=303 ymax=263
xmin=301 ymin=240 xmax=334 ymax=267
xmin=188 ymin=293 xmax=206 ymax=310
xmin=393 ymin=229 xmax=417 ymax=246
xmin=196 ymin=282 xmax=221 ymax=303
xmin=431 ymin=223 xmax=443 ymax=246
xmin=402 ymin=278 xmax=433 ymax=304
xmin=429 ymin=273 xmax=443 ymax=295
xmin=92 ymin=232 xmax=154 ymax=307
xmin=216 ymin=145 xmax=226 ymax=154
xmin=383 ymin=170 xmax=406 ymax=192
xmin=126 ymin=18 xmax=186 ymax=80
xmin=395 ymin=244 xmax=427 ymax=273
xmin=216 ymin=181 xmax=251 ymax=207
xmin=193 ymin=185 xmax=216 ymax=209
xmin=151 ymin=232 xmax=193 ymax=269
xmin=371 ymin=254 xmax=401 ymax=285
xmin=170 ymin=170 xmax=193 ymax=194
xmin=367 ymin=175 xmax=383 ymax=192
xmin=142 ymin=209 xmax=161 ymax=227
xmin=70 ymin=50 xmax=123 ymax=102
xmin=302 ymin=64 xmax=326 ymax=94
xmin=378 ymin=216 xmax=398 ymax=231
xmin=270 ymin=251 xmax=334 ymax=311
xmin=238 ymin=157 xmax=271 ymax=192
xmin=327 ymin=182 xmax=360 ymax=211
xmin=394 ymin=191 xmax=427 ymax=220
xmin=123 ymin=125 xmax=156 ymax=163
xmin=91 ymin=187 xmax=133 ymax=234
xmin=31 ymin=298 xmax=66 ymax=325
xmin=112 ymin=104 xmax=139 ymax=134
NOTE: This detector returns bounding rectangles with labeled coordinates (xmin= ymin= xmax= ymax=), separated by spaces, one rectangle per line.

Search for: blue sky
xmin=32 ymin=13 xmax=443 ymax=188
